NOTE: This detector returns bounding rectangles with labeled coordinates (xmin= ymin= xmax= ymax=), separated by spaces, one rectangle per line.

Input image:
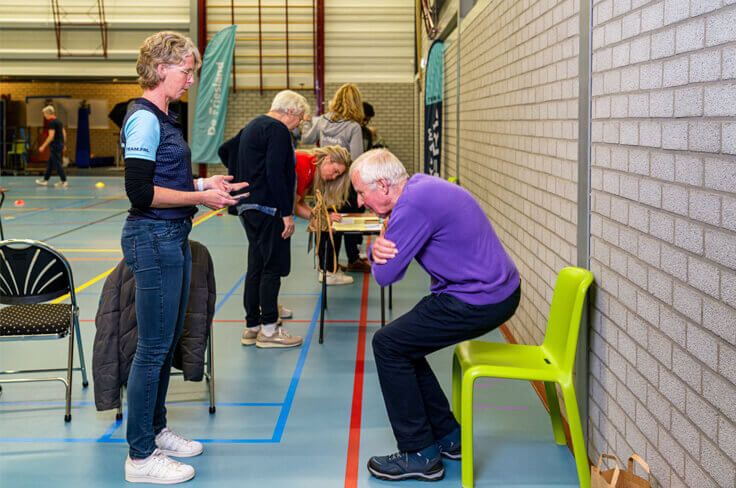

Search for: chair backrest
xmin=0 ymin=239 xmax=75 ymax=305
xmin=541 ymin=267 xmax=594 ymax=372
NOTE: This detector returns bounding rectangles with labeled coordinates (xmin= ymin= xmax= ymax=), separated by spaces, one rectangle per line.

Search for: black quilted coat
xmin=92 ymin=240 xmax=216 ymax=411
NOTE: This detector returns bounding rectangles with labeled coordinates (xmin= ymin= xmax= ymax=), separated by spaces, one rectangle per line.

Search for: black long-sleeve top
xmin=235 ymin=115 xmax=296 ymax=217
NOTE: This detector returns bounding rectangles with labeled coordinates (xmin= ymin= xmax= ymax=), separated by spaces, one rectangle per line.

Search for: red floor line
xmin=344 ymin=271 xmax=371 ymax=488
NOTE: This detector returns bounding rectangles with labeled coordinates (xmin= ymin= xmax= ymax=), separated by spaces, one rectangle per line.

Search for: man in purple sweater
xmin=350 ymin=149 xmax=521 ymax=482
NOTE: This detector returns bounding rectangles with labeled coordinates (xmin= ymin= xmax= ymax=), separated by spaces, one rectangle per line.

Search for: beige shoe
xmin=241 ymin=327 xmax=259 ymax=346
xmin=54 ymin=180 xmax=69 ymax=188
xmin=256 ymin=328 xmax=303 ymax=348
xmin=278 ymin=304 xmax=293 ymax=318
xmin=35 ymin=178 xmax=48 ymax=186
xmin=318 ymin=270 xmax=354 ymax=285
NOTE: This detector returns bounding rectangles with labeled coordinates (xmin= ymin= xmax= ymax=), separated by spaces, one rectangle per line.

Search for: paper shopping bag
xmin=591 ymin=454 xmax=621 ymax=488
xmin=616 ymin=454 xmax=651 ymax=488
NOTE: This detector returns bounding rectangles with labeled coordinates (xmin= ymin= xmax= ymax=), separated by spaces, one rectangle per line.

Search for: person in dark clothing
xmin=234 ymin=89 xmax=310 ymax=349
xmin=35 ymin=105 xmax=68 ymax=187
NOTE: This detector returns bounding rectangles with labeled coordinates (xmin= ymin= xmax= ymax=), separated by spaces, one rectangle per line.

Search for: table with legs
xmin=316 ymin=214 xmax=392 ymax=343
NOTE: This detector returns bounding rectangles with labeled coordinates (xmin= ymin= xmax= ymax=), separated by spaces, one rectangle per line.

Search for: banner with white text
xmin=191 ymin=25 xmax=237 ymax=163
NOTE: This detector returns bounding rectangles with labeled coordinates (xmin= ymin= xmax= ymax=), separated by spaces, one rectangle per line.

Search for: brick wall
xmin=589 ymin=0 xmax=736 ymax=486
xmin=0 ymin=81 xmax=143 ymax=162
xmin=450 ymin=0 xmax=581 ymax=353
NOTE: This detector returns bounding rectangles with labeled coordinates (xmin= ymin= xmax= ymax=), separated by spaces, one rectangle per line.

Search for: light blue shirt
xmin=122 ymin=110 xmax=160 ymax=162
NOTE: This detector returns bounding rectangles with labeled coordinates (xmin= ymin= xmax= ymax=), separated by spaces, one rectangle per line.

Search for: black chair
xmin=0 ymin=239 xmax=89 ymax=421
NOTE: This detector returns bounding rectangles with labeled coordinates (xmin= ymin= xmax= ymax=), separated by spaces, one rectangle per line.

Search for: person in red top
xmin=293 ymin=145 xmax=354 ymax=285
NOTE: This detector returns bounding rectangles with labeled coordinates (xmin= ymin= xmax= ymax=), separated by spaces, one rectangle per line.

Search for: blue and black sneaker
xmin=436 ymin=427 xmax=461 ymax=460
xmin=367 ymin=445 xmax=445 ymax=482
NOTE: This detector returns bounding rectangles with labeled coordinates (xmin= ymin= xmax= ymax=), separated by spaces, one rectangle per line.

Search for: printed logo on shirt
xmin=126 ymin=146 xmax=151 ymax=153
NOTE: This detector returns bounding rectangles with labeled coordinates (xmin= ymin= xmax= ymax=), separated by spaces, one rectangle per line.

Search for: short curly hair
xmin=136 ymin=31 xmax=202 ymax=89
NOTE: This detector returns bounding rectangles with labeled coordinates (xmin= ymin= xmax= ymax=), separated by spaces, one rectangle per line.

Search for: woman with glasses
xmin=120 ymin=31 xmax=248 ymax=484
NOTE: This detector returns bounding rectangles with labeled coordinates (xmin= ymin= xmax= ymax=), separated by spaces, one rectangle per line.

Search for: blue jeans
xmin=121 ymin=217 xmax=192 ymax=459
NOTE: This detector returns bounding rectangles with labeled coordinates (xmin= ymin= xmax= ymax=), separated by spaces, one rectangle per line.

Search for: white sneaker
xmin=54 ymin=180 xmax=69 ymax=188
xmin=318 ymin=270 xmax=354 ymax=285
xmin=124 ymin=449 xmax=195 ymax=484
xmin=278 ymin=304 xmax=293 ymax=318
xmin=35 ymin=179 xmax=48 ymax=186
xmin=154 ymin=428 xmax=203 ymax=458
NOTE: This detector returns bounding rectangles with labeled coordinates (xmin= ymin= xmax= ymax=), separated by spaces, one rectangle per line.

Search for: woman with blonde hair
xmin=120 ymin=31 xmax=247 ymax=484
xmin=292 ymin=145 xmax=353 ymax=284
xmin=302 ymin=83 xmax=370 ymax=281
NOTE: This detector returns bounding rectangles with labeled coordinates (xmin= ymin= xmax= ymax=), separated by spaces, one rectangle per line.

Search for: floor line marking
xmin=80 ymin=196 xmax=125 ymax=209
xmin=344 ymin=271 xmax=371 ymax=488
xmin=50 ymin=207 xmax=218 ymax=304
xmin=271 ymin=293 xmax=321 ymax=442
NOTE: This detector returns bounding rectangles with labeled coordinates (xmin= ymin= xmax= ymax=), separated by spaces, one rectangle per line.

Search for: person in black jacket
xmin=234 ymin=90 xmax=310 ymax=349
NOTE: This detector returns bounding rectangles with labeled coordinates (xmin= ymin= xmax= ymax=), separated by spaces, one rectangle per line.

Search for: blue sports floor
xmin=0 ymin=176 xmax=580 ymax=487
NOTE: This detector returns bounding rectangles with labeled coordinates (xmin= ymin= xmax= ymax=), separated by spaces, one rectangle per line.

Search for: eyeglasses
xmin=168 ymin=65 xmax=195 ymax=80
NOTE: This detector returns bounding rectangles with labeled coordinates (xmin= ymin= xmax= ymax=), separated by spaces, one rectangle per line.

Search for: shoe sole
xmin=125 ymin=471 xmax=195 ymax=484
xmin=367 ymin=465 xmax=444 ymax=482
xmin=440 ymin=450 xmax=461 ymax=460
xmin=255 ymin=341 xmax=303 ymax=348
xmin=241 ymin=338 xmax=257 ymax=346
xmin=156 ymin=447 xmax=203 ymax=458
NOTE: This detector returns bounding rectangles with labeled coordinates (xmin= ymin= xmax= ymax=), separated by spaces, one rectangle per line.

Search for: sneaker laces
xmin=144 ymin=450 xmax=182 ymax=477
xmin=156 ymin=428 xmax=194 ymax=451
xmin=387 ymin=451 xmax=406 ymax=462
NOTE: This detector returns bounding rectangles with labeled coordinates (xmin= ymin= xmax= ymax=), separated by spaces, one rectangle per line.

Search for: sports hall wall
xmin=422 ymin=0 xmax=736 ymax=486
xmin=0 ymin=81 xmax=143 ymax=165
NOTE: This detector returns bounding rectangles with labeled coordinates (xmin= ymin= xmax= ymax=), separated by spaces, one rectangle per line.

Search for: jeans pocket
xmin=121 ymin=235 xmax=137 ymax=272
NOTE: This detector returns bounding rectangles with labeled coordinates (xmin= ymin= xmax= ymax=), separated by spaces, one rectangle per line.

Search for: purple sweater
xmin=370 ymin=174 xmax=519 ymax=306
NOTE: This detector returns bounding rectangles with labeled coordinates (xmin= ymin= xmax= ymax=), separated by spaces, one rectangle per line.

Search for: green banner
xmin=191 ymin=25 xmax=237 ymax=164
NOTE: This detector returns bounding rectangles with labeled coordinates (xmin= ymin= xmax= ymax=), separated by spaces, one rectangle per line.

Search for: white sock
xmin=261 ymin=323 xmax=278 ymax=336
xmin=247 ymin=325 xmax=261 ymax=332
xmin=131 ymin=452 xmax=154 ymax=465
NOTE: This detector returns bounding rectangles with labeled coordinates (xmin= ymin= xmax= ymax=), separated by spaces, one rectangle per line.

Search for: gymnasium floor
xmin=0 ymin=176 xmax=579 ymax=487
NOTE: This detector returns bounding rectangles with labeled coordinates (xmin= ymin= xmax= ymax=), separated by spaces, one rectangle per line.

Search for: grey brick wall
xmin=417 ymin=0 xmax=736 ymax=486
xmin=445 ymin=0 xmax=581 ymax=352
xmin=590 ymin=0 xmax=736 ymax=486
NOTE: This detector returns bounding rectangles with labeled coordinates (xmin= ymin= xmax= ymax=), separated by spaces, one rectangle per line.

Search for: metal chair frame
xmin=115 ymin=314 xmax=216 ymax=420
xmin=0 ymin=239 xmax=89 ymax=422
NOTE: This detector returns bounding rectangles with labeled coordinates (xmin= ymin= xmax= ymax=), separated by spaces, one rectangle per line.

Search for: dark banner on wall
xmin=424 ymin=40 xmax=445 ymax=176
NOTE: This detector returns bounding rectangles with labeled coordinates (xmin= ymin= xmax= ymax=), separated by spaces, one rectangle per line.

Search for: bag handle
xmin=628 ymin=454 xmax=651 ymax=482
xmin=596 ymin=454 xmax=621 ymax=486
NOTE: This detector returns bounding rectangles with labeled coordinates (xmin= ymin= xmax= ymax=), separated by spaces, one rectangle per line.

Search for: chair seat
xmin=454 ymin=340 xmax=561 ymax=383
xmin=0 ymin=304 xmax=72 ymax=336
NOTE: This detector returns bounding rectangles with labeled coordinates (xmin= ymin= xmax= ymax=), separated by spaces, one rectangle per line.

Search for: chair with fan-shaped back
xmin=0 ymin=239 xmax=88 ymax=422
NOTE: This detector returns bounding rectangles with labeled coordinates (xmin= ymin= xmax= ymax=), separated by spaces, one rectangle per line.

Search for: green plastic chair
xmin=452 ymin=266 xmax=594 ymax=488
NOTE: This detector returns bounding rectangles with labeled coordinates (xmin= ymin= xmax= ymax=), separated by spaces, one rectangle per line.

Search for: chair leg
xmin=74 ymin=316 xmax=89 ymax=388
xmin=544 ymin=381 xmax=566 ymax=445
xmin=561 ymin=384 xmax=591 ymax=488
xmin=452 ymin=354 xmax=461 ymax=424
xmin=116 ymin=386 xmax=123 ymax=421
xmin=65 ymin=324 xmax=75 ymax=422
xmin=461 ymin=371 xmax=476 ymax=488
xmin=207 ymin=323 xmax=216 ymax=414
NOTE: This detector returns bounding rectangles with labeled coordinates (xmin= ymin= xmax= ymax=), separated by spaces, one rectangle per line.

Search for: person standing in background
xmin=302 ymin=83 xmax=371 ymax=282
xmin=35 ymin=105 xmax=68 ymax=188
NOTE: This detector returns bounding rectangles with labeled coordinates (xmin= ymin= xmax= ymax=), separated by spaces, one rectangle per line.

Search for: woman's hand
xmin=329 ymin=212 xmax=343 ymax=223
xmin=282 ymin=215 xmax=295 ymax=239
xmin=204 ymin=174 xmax=249 ymax=194
xmin=200 ymin=189 xmax=247 ymax=210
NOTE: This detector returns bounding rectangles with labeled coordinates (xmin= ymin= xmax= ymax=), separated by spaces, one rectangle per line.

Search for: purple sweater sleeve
xmin=370 ymin=203 xmax=433 ymax=287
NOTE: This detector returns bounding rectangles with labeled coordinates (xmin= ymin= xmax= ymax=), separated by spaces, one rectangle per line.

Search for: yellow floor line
xmin=52 ymin=208 xmax=219 ymax=303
